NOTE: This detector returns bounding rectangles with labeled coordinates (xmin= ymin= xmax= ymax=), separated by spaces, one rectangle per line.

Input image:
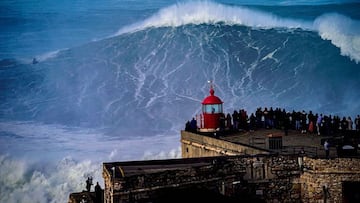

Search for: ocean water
xmin=1 ymin=0 xmax=360 ymax=202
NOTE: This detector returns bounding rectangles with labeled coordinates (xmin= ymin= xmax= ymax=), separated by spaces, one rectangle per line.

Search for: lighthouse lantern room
xmin=199 ymin=81 xmax=223 ymax=132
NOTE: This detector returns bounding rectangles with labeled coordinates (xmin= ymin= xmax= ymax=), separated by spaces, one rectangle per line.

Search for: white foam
xmin=0 ymin=119 xmax=184 ymax=194
xmin=0 ymin=154 xmax=102 ymax=203
xmin=114 ymin=1 xmax=360 ymax=63
xmin=0 ymin=122 xmax=181 ymax=202
xmin=0 ymin=144 xmax=181 ymax=203
xmin=114 ymin=1 xmax=312 ymax=35
xmin=314 ymin=13 xmax=360 ymax=63
xmin=33 ymin=49 xmax=66 ymax=63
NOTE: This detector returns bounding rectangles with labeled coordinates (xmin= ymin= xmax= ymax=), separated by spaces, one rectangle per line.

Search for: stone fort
xmin=69 ymin=85 xmax=360 ymax=203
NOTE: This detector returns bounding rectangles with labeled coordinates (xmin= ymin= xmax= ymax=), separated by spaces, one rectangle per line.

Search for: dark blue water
xmin=0 ymin=1 xmax=360 ymax=202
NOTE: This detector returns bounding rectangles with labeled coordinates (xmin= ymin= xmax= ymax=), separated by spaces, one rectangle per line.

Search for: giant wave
xmin=1 ymin=1 xmax=360 ymax=203
xmin=116 ymin=1 xmax=360 ymax=63
xmin=1 ymin=20 xmax=359 ymax=131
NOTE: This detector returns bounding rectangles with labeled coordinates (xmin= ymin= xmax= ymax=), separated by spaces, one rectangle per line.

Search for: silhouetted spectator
xmin=356 ymin=115 xmax=360 ymax=131
xmin=347 ymin=116 xmax=353 ymax=130
xmin=341 ymin=117 xmax=348 ymax=132
xmin=86 ymin=177 xmax=93 ymax=192
xmin=95 ymin=182 xmax=102 ymax=203
xmin=232 ymin=110 xmax=239 ymax=130
xmin=249 ymin=113 xmax=256 ymax=131
xmin=185 ymin=120 xmax=191 ymax=131
xmin=284 ymin=114 xmax=290 ymax=136
xmin=219 ymin=113 xmax=225 ymax=131
xmin=226 ymin=113 xmax=232 ymax=129
xmin=300 ymin=111 xmax=307 ymax=134
xmin=317 ymin=114 xmax=323 ymax=135
xmin=190 ymin=117 xmax=197 ymax=132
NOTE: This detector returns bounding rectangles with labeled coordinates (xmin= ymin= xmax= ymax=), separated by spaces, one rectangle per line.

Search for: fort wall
xmin=70 ymin=154 xmax=360 ymax=203
xmin=181 ymin=130 xmax=269 ymax=158
xmin=101 ymin=155 xmax=303 ymax=203
xmin=180 ymin=130 xmax=360 ymax=203
xmin=69 ymin=131 xmax=360 ymax=203
xmin=300 ymin=157 xmax=360 ymax=203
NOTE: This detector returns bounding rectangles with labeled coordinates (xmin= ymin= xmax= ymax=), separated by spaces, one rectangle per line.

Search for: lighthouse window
xmin=203 ymin=104 xmax=222 ymax=113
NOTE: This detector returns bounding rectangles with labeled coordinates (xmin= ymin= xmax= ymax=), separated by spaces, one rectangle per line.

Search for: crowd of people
xmin=186 ymin=107 xmax=360 ymax=137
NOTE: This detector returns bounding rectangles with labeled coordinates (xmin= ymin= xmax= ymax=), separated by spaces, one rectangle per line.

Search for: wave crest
xmin=115 ymin=1 xmax=312 ymax=35
xmin=314 ymin=13 xmax=360 ymax=63
xmin=114 ymin=1 xmax=360 ymax=63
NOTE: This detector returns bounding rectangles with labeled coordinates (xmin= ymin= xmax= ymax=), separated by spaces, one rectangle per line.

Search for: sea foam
xmin=115 ymin=1 xmax=360 ymax=63
xmin=115 ymin=1 xmax=312 ymax=35
xmin=314 ymin=13 xmax=360 ymax=63
xmin=0 ymin=154 xmax=102 ymax=203
xmin=0 ymin=120 xmax=181 ymax=203
xmin=0 ymin=146 xmax=181 ymax=203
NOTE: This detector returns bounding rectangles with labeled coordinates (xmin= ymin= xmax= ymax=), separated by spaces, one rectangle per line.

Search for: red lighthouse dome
xmin=202 ymin=88 xmax=223 ymax=106
xmin=200 ymin=82 xmax=223 ymax=132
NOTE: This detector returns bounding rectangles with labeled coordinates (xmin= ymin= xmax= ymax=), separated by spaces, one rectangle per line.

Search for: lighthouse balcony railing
xmin=196 ymin=114 xmax=204 ymax=129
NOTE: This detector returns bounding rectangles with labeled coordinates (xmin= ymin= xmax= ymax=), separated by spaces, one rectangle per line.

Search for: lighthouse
xmin=199 ymin=81 xmax=224 ymax=132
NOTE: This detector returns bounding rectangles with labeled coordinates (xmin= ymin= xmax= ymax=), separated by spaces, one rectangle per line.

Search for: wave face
xmin=1 ymin=1 xmax=360 ymax=202
xmin=1 ymin=23 xmax=360 ymax=130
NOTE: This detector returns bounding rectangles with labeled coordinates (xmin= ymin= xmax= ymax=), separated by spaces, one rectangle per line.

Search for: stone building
xmin=69 ymin=128 xmax=360 ymax=203
xmin=179 ymin=130 xmax=360 ymax=203
xmin=69 ymin=85 xmax=360 ymax=202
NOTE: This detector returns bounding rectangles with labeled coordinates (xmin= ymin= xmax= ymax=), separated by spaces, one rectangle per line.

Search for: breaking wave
xmin=0 ymin=120 xmax=181 ymax=202
xmin=115 ymin=1 xmax=313 ymax=34
xmin=314 ymin=13 xmax=360 ymax=63
xmin=116 ymin=1 xmax=360 ymax=63
xmin=0 ymin=148 xmax=181 ymax=203
xmin=0 ymin=154 xmax=102 ymax=203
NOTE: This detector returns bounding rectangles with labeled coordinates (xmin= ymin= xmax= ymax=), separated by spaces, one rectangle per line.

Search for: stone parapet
xmin=300 ymin=157 xmax=360 ymax=203
xmin=181 ymin=130 xmax=270 ymax=158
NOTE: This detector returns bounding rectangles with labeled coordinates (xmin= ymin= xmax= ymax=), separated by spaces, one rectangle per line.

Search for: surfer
xmin=33 ymin=58 xmax=39 ymax=64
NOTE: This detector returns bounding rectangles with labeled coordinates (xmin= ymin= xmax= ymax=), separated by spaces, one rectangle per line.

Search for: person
xmin=355 ymin=115 xmax=360 ymax=131
xmin=298 ymin=147 xmax=305 ymax=170
xmin=347 ymin=116 xmax=353 ymax=130
xmin=308 ymin=120 xmax=314 ymax=134
xmin=226 ymin=113 xmax=232 ymax=129
xmin=95 ymin=182 xmax=102 ymax=203
xmin=190 ymin=117 xmax=197 ymax=132
xmin=341 ymin=117 xmax=348 ymax=132
xmin=95 ymin=181 xmax=101 ymax=191
xmin=324 ymin=140 xmax=330 ymax=159
xmin=32 ymin=58 xmax=38 ymax=64
xmin=317 ymin=114 xmax=323 ymax=135
xmin=86 ymin=176 xmax=93 ymax=192
xmin=219 ymin=113 xmax=225 ymax=131
xmin=249 ymin=113 xmax=256 ymax=132
xmin=185 ymin=120 xmax=191 ymax=131
xmin=283 ymin=114 xmax=290 ymax=136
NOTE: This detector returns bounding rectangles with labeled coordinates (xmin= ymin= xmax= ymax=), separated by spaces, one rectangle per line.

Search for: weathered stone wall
xmin=300 ymin=157 xmax=360 ymax=203
xmin=102 ymin=155 xmax=306 ymax=203
xmin=181 ymin=130 xmax=269 ymax=158
xmin=180 ymin=131 xmax=360 ymax=202
xmin=98 ymin=131 xmax=360 ymax=203
xmin=102 ymin=166 xmax=112 ymax=203
xmin=104 ymin=156 xmax=248 ymax=203
xmin=242 ymin=155 xmax=302 ymax=203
